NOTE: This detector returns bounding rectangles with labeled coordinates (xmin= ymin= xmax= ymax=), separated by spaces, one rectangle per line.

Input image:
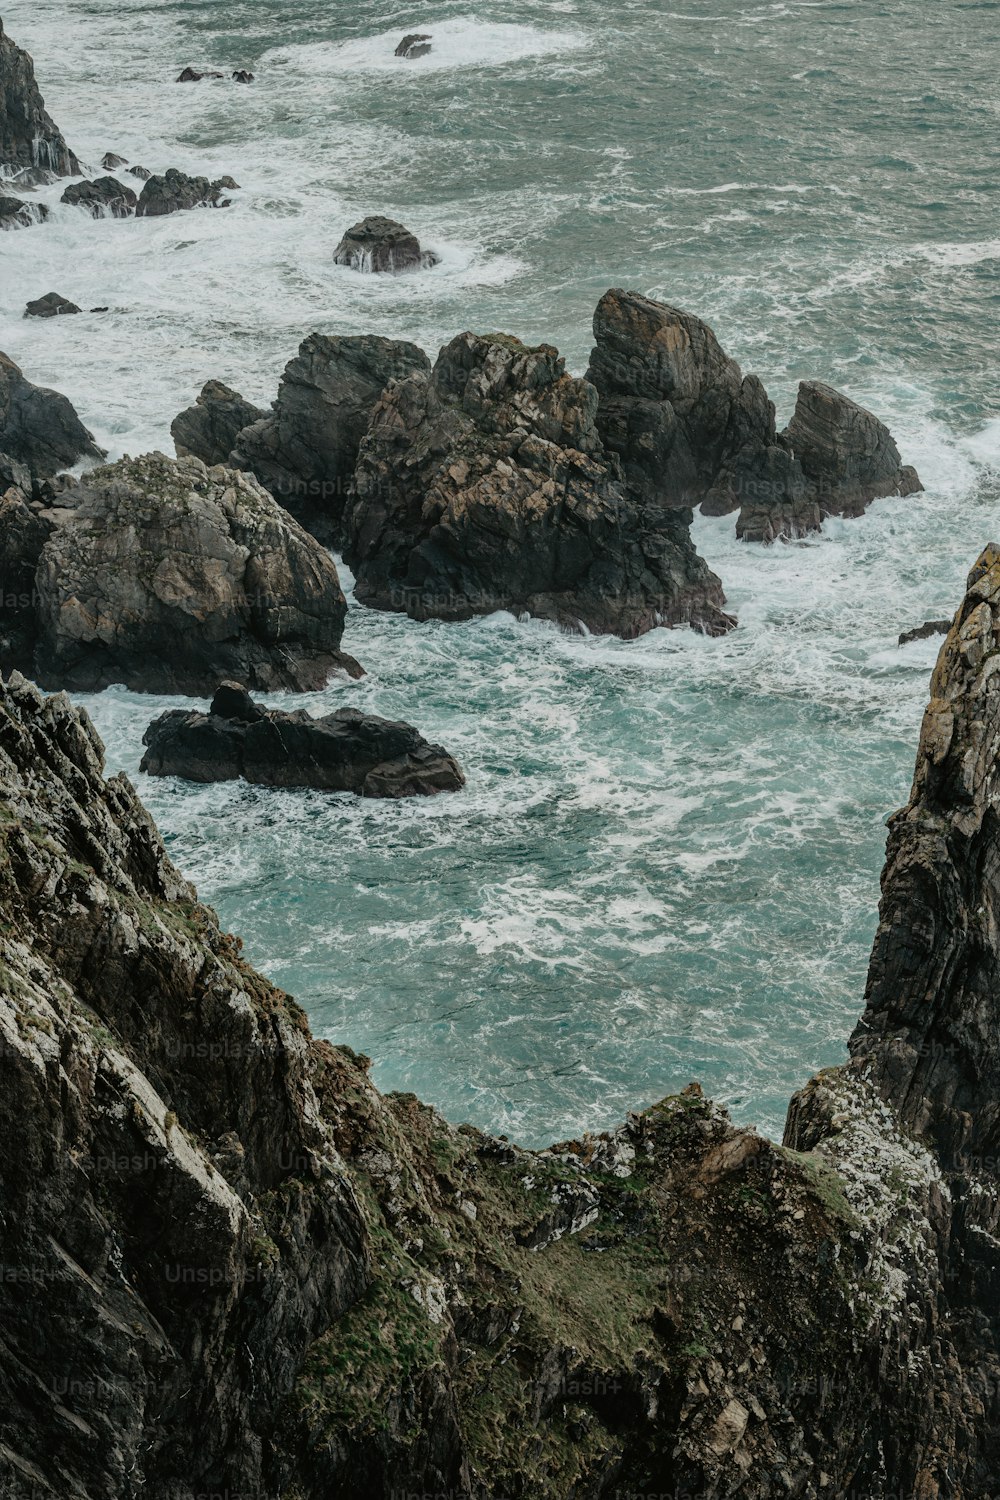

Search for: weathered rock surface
xmin=141 ymin=681 xmax=466 ymax=797
xmin=24 ymin=291 xmax=81 ymax=318
xmin=136 ymin=168 xmax=226 ymax=216
xmin=127 ymin=163 xmax=152 ymax=181
xmin=395 ymin=33 xmax=433 ymax=59
xmin=170 ymin=379 xmax=266 ymax=467
xmin=30 ymin=452 xmax=363 ymax=693
xmin=60 ymin=174 xmax=137 ymax=218
xmin=333 ymin=214 xmax=439 ymax=273
xmin=0 ymin=350 xmax=104 ymax=478
xmin=230 ymin=333 xmax=431 ymax=544
xmin=0 ymin=488 xmax=49 ymax=668
xmin=100 ymin=151 xmax=127 ymax=169
xmin=344 ymin=330 xmax=734 ymax=637
xmin=0 ymin=18 xmax=79 ymax=179
xmin=898 ymin=616 xmax=952 ymax=646
xmin=0 ymin=193 xmax=47 ymax=230
xmin=4 ymin=550 xmax=1000 ymax=1495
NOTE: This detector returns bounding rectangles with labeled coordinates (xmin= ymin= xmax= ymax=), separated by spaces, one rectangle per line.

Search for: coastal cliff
xmin=0 ymin=548 xmax=999 ymax=1496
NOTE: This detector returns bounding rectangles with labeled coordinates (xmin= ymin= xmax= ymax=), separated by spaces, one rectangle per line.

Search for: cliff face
xmin=0 ymin=20 xmax=79 ymax=180
xmin=2 ymin=551 xmax=1000 ymax=1497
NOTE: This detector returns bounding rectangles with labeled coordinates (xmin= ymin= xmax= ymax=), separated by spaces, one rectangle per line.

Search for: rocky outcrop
xmin=5 ymin=550 xmax=1000 ymax=1495
xmin=127 ymin=163 xmax=152 ymax=181
xmin=60 ymin=174 xmax=138 ymax=217
xmin=0 ymin=18 xmax=79 ymax=179
xmin=177 ymin=65 xmax=224 ymax=82
xmin=136 ymin=168 xmax=226 ymax=216
xmin=0 ymin=351 xmax=104 ymax=478
xmin=783 ymin=380 xmax=922 ymax=515
xmin=170 ymin=379 xmax=266 ymax=467
xmin=344 ymin=330 xmax=734 ymax=637
xmin=29 ymin=452 xmax=363 ymax=693
xmin=24 ymin=291 xmax=81 ymax=318
xmin=898 ymin=617 xmax=952 ymax=646
xmin=0 ymin=193 xmax=47 ymax=229
xmin=395 ymin=33 xmax=433 ymax=58
xmin=141 ymin=681 xmax=466 ymax=797
xmin=230 ymin=334 xmax=431 ymax=545
xmin=101 ymin=151 xmax=127 ymax=169
xmin=232 ymin=68 xmax=254 ymax=83
xmin=333 ymin=214 xmax=439 ymax=273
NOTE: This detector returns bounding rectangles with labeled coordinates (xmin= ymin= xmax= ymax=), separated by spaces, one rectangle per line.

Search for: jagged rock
xmin=24 ymin=291 xmax=81 ymax=319
xmin=0 ymin=193 xmax=47 ymax=230
xmin=60 ymin=175 xmax=137 ymax=218
xmin=170 ymin=380 xmax=266 ymax=467
xmin=0 ymin=489 xmax=50 ymax=669
xmin=0 ymin=18 xmax=79 ymax=178
xmin=141 ymin=682 xmax=466 ymax=797
xmin=136 ymin=168 xmax=226 ymax=217
xmin=395 ymin=33 xmax=433 ymax=59
xmin=898 ymin=617 xmax=952 ymax=646
xmin=101 ymin=151 xmax=127 ymax=169
xmin=213 ymin=173 xmax=240 ymax=190
xmin=783 ymin=380 xmax=923 ymax=516
xmin=230 ymin=333 xmax=430 ymax=545
xmin=333 ymin=214 xmax=439 ymax=273
xmin=0 ymin=451 xmax=32 ymax=495
xmin=232 ymin=69 xmax=254 ymax=83
xmin=176 ymin=66 xmax=224 ymax=82
xmin=127 ymin=163 xmax=152 ymax=181
xmin=0 ymin=350 xmax=104 ymax=477
xmin=30 ymin=452 xmax=364 ymax=693
xmin=344 ymin=330 xmax=735 ymax=637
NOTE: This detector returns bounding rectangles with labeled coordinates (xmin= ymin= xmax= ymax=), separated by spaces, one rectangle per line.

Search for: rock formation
xmin=0 ymin=194 xmax=47 ymax=230
xmin=0 ymin=18 xmax=79 ymax=180
xmin=127 ymin=163 xmax=152 ymax=181
xmin=170 ymin=379 xmax=266 ymax=468
xmin=898 ymin=617 xmax=952 ymax=646
xmin=136 ymin=168 xmax=226 ymax=217
xmin=3 ymin=547 xmax=1000 ymax=1495
xmin=229 ymin=334 xmax=431 ymax=545
xmin=344 ymin=330 xmax=734 ymax=637
xmin=24 ymin=291 xmax=81 ymax=318
xmin=176 ymin=66 xmax=224 ymax=82
xmin=0 ymin=351 xmax=104 ymax=477
xmin=395 ymin=33 xmax=433 ymax=59
xmin=141 ymin=682 xmax=466 ymax=797
xmin=28 ymin=452 xmax=363 ymax=693
xmin=232 ymin=68 xmax=254 ymax=83
xmin=333 ymin=214 xmax=440 ymax=273
xmin=100 ymin=151 xmax=127 ymax=169
xmin=60 ymin=175 xmax=137 ymax=218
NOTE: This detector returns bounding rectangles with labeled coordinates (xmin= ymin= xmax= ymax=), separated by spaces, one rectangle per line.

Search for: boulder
xmin=232 ymin=69 xmax=254 ymax=83
xmin=171 ymin=380 xmax=266 ymax=467
xmin=230 ymin=333 xmax=431 ymax=545
xmin=141 ymin=682 xmax=465 ymax=798
xmin=343 ymin=331 xmax=734 ymax=638
xmin=898 ymin=617 xmax=952 ymax=647
xmin=0 ymin=351 xmax=105 ymax=477
xmin=60 ymin=175 xmax=137 ymax=218
xmin=24 ymin=291 xmax=81 ymax=318
xmin=127 ymin=164 xmax=152 ymax=181
xmin=101 ymin=151 xmax=127 ymax=169
xmin=333 ymin=214 xmax=439 ymax=273
xmin=395 ymin=33 xmax=433 ymax=59
xmin=136 ymin=168 xmax=226 ymax=216
xmin=782 ymin=380 xmax=923 ymax=517
xmin=0 ymin=19 xmax=79 ymax=178
xmin=0 ymin=193 xmax=47 ymax=230
xmin=213 ymin=174 xmax=240 ymax=190
xmin=176 ymin=66 xmax=224 ymax=82
xmin=31 ymin=452 xmax=363 ymax=694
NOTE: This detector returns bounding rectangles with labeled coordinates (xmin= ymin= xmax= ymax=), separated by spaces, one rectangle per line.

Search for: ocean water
xmin=2 ymin=0 xmax=999 ymax=1146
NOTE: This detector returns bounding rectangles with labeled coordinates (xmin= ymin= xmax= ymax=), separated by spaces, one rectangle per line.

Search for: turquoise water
xmin=3 ymin=0 xmax=999 ymax=1144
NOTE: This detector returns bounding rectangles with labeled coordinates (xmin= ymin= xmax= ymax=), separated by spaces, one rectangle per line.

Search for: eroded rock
xmin=333 ymin=214 xmax=439 ymax=273
xmin=395 ymin=34 xmax=433 ymax=59
xmin=60 ymin=175 xmax=137 ymax=218
xmin=24 ymin=291 xmax=81 ymax=318
xmin=0 ymin=18 xmax=79 ymax=178
xmin=136 ymin=168 xmax=226 ymax=216
xmin=0 ymin=350 xmax=104 ymax=477
xmin=171 ymin=380 xmax=266 ymax=467
xmin=0 ymin=193 xmax=47 ymax=230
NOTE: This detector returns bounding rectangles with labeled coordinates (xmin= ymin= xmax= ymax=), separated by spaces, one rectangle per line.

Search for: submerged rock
xmin=230 ymin=333 xmax=430 ymax=545
xmin=0 ymin=18 xmax=80 ymax=178
xmin=0 ymin=350 xmax=104 ymax=477
xmin=333 ymin=214 xmax=439 ymax=273
xmin=141 ymin=682 xmax=466 ymax=798
xmin=176 ymin=66 xmax=224 ymax=82
xmin=31 ymin=452 xmax=363 ymax=693
xmin=395 ymin=33 xmax=433 ymax=59
xmin=24 ymin=291 xmax=81 ymax=318
xmin=344 ymin=330 xmax=734 ymax=637
xmin=127 ymin=163 xmax=152 ymax=181
xmin=232 ymin=68 xmax=254 ymax=83
xmin=170 ymin=379 xmax=266 ymax=467
xmin=898 ymin=616 xmax=952 ymax=646
xmin=0 ymin=193 xmax=47 ymax=230
xmin=136 ymin=168 xmax=226 ymax=216
xmin=60 ymin=174 xmax=137 ymax=218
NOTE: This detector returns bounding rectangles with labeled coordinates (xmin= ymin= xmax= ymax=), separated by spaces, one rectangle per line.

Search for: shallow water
xmin=3 ymin=0 xmax=999 ymax=1145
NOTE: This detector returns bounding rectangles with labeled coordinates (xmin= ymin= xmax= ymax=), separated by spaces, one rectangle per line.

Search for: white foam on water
xmin=261 ymin=18 xmax=590 ymax=77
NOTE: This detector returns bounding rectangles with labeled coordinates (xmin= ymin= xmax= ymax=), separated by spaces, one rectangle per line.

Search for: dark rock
xmin=136 ymin=167 xmax=226 ymax=216
xmin=230 ymin=333 xmax=430 ymax=545
xmin=232 ymin=69 xmax=254 ymax=83
xmin=171 ymin=380 xmax=266 ymax=467
xmin=0 ymin=350 xmax=104 ymax=477
xmin=213 ymin=173 xmax=240 ymax=190
xmin=898 ymin=617 xmax=952 ymax=646
xmin=127 ymin=163 xmax=152 ymax=181
xmin=30 ymin=451 xmax=363 ymax=693
xmin=60 ymin=174 xmax=137 ymax=218
xmin=89 ymin=305 xmax=109 ymax=313
xmin=101 ymin=151 xmax=127 ymax=169
xmin=0 ymin=18 xmax=80 ymax=178
xmin=333 ymin=214 xmax=439 ymax=273
xmin=176 ymin=66 xmax=224 ymax=82
xmin=395 ymin=33 xmax=433 ymax=59
xmin=0 ymin=488 xmax=50 ymax=669
xmin=0 ymin=451 xmax=32 ymax=496
xmin=344 ymin=330 xmax=735 ymax=638
xmin=24 ymin=291 xmax=81 ymax=319
xmin=0 ymin=193 xmax=47 ymax=230
xmin=783 ymin=379 xmax=923 ymax=517
xmin=141 ymin=685 xmax=466 ymax=798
